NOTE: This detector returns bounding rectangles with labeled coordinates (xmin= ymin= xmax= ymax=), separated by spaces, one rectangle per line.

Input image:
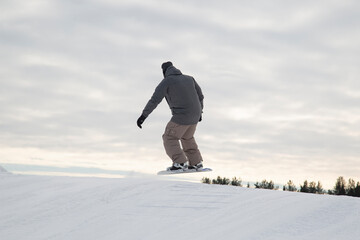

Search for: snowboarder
xmin=137 ymin=61 xmax=204 ymax=172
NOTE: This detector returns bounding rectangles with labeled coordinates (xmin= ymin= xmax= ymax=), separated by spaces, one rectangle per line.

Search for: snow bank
xmin=0 ymin=174 xmax=359 ymax=240
xmin=0 ymin=165 xmax=10 ymax=174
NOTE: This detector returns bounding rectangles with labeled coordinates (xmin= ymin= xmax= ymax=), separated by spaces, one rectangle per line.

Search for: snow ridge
xmin=0 ymin=165 xmax=10 ymax=174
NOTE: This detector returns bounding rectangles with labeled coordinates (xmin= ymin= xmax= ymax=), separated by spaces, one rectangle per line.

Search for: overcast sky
xmin=1 ymin=0 xmax=360 ymax=188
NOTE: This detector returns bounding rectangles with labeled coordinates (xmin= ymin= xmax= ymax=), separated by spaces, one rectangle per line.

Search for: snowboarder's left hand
xmin=137 ymin=115 xmax=146 ymax=129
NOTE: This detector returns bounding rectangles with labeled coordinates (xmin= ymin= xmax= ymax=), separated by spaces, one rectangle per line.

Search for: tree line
xmin=202 ymin=176 xmax=360 ymax=197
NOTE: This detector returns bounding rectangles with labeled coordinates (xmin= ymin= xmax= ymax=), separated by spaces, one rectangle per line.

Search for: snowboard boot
xmin=188 ymin=162 xmax=203 ymax=171
xmin=167 ymin=162 xmax=187 ymax=172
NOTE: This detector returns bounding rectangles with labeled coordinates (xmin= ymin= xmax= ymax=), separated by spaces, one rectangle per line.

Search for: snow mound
xmin=0 ymin=175 xmax=359 ymax=240
xmin=0 ymin=165 xmax=10 ymax=174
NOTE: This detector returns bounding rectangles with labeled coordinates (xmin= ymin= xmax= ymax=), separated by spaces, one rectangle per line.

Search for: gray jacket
xmin=142 ymin=66 xmax=204 ymax=125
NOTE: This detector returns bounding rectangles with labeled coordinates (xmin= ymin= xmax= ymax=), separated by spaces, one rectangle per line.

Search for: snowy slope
xmin=0 ymin=173 xmax=359 ymax=240
xmin=0 ymin=165 xmax=9 ymax=174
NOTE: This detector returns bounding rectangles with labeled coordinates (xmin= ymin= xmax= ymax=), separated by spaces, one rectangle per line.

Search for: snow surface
xmin=0 ymin=173 xmax=359 ymax=240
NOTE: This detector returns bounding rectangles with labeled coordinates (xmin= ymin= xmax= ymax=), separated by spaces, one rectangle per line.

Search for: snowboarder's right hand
xmin=137 ymin=115 xmax=146 ymax=129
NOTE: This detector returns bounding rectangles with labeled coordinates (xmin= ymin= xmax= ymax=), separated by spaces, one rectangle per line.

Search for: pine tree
xmin=334 ymin=176 xmax=346 ymax=195
xmin=327 ymin=189 xmax=334 ymax=195
xmin=254 ymin=180 xmax=276 ymax=190
xmin=202 ymin=177 xmax=211 ymax=184
xmin=212 ymin=177 xmax=218 ymax=184
xmin=222 ymin=177 xmax=230 ymax=185
xmin=309 ymin=181 xmax=317 ymax=193
xmin=284 ymin=180 xmax=297 ymax=192
xmin=316 ymin=181 xmax=324 ymax=194
xmin=269 ymin=180 xmax=275 ymax=190
xmin=355 ymin=182 xmax=360 ymax=197
xmin=346 ymin=179 xmax=356 ymax=196
xmin=230 ymin=177 xmax=242 ymax=187
xmin=300 ymin=180 xmax=309 ymax=193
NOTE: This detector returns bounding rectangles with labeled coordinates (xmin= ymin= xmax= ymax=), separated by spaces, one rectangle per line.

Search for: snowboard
xmin=157 ymin=168 xmax=212 ymax=175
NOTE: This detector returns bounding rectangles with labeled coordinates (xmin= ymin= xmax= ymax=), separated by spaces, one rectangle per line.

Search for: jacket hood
xmin=164 ymin=66 xmax=182 ymax=77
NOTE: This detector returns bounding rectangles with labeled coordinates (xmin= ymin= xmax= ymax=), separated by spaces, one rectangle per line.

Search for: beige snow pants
xmin=162 ymin=121 xmax=203 ymax=165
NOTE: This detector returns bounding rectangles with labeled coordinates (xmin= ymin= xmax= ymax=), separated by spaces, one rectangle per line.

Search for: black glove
xmin=137 ymin=115 xmax=147 ymax=129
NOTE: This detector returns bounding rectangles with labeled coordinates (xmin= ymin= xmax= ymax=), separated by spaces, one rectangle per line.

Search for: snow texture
xmin=0 ymin=174 xmax=359 ymax=240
